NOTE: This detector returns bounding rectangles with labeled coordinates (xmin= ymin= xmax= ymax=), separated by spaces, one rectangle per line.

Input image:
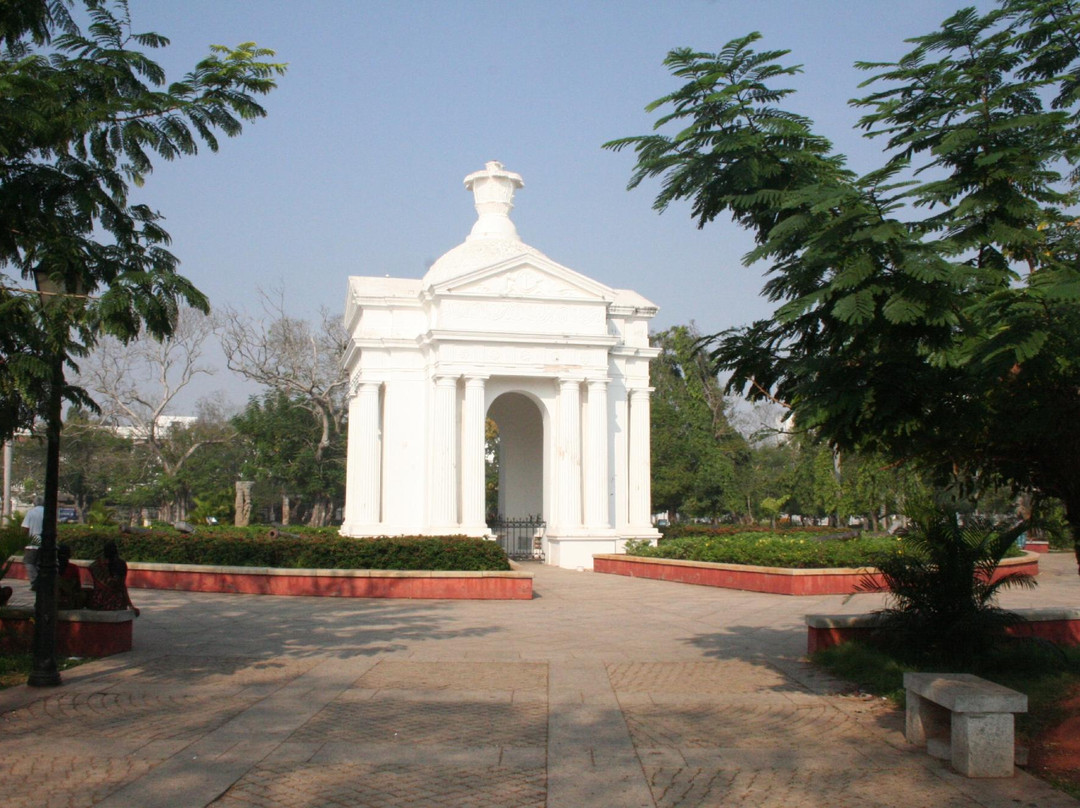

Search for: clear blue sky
xmin=123 ymin=0 xmax=992 ymax=409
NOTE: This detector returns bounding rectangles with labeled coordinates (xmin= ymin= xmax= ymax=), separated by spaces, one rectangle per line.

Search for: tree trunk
xmin=234 ymin=481 xmax=253 ymax=527
xmin=308 ymin=498 xmax=329 ymax=527
xmin=281 ymin=495 xmax=291 ymax=526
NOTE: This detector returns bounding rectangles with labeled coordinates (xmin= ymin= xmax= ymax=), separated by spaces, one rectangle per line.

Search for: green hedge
xmin=629 ymin=531 xmax=1023 ymax=569
xmin=632 ymin=532 xmax=917 ymax=569
xmin=659 ymin=524 xmax=841 ymax=541
xmin=0 ymin=526 xmax=511 ymax=572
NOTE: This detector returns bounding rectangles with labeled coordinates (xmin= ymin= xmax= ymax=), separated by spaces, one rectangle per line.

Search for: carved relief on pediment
xmin=460 ymin=265 xmax=589 ymax=299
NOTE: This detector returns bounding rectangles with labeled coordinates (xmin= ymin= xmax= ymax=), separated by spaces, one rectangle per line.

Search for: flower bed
xmin=592 ymin=551 xmax=1039 ymax=596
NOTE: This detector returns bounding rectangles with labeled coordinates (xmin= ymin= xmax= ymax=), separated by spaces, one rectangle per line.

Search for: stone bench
xmin=904 ymin=672 xmax=1027 ymax=777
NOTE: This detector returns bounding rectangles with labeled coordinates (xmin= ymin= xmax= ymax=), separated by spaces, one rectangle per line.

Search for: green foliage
xmin=84 ymin=500 xmax=115 ymax=526
xmin=660 ymin=523 xmax=838 ymax=539
xmin=232 ymin=391 xmax=345 ymax=524
xmin=0 ymin=0 xmax=285 ymax=437
xmin=38 ymin=525 xmax=511 ymax=571
xmin=0 ymin=528 xmax=24 ymax=580
xmin=608 ymin=0 xmax=1080 ymax=563
xmin=810 ymin=642 xmax=914 ymax=705
xmin=650 ymin=325 xmax=747 ymax=520
xmin=863 ymin=512 xmax=1036 ymax=666
xmin=813 ymin=640 xmax=1080 ymax=746
xmin=187 ymin=491 xmax=233 ymax=525
xmin=629 ymin=529 xmax=911 ymax=569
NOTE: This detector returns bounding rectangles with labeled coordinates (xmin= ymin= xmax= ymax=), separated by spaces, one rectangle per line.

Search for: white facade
xmin=341 ymin=161 xmax=660 ymax=568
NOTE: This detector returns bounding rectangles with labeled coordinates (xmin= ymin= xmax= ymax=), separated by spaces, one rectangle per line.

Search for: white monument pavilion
xmin=341 ymin=161 xmax=660 ymax=569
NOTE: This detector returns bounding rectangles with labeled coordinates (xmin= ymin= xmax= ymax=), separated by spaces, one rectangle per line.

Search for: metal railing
xmin=488 ymin=515 xmax=545 ymax=561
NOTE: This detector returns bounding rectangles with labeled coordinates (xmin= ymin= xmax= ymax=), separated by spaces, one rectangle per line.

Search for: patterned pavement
xmin=1 ymin=553 xmax=1078 ymax=808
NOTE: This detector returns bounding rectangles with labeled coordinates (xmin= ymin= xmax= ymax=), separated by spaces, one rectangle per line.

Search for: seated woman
xmin=87 ymin=540 xmax=140 ymax=616
xmin=56 ymin=544 xmax=84 ymax=610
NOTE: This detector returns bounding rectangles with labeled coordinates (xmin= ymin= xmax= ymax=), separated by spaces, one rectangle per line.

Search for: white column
xmin=345 ymin=380 xmax=381 ymax=527
xmin=461 ymin=374 xmax=488 ymax=530
xmin=584 ymin=378 xmax=610 ymax=528
xmin=430 ymin=374 xmax=459 ymax=528
xmin=556 ymin=378 xmax=583 ymax=529
xmin=628 ymin=387 xmax=652 ymax=527
xmin=613 ymin=387 xmax=629 ymax=530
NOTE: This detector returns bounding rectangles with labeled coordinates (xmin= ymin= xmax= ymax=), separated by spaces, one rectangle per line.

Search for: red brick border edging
xmin=7 ymin=558 xmax=534 ymax=600
xmin=592 ymin=552 xmax=1039 ymax=596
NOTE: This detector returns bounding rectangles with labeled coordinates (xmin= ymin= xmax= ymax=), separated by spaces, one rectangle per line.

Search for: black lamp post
xmin=27 ymin=268 xmax=65 ymax=687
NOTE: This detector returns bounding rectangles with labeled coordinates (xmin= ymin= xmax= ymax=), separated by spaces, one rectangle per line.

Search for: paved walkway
xmin=1 ymin=553 xmax=1078 ymax=808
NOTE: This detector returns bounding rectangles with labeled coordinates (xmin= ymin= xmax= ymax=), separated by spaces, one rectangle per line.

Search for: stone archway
xmin=487 ymin=392 xmax=544 ymax=521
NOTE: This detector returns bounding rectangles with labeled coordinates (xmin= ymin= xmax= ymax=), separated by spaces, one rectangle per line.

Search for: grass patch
xmin=811 ymin=642 xmax=913 ymax=705
xmin=0 ymin=653 xmax=89 ymax=689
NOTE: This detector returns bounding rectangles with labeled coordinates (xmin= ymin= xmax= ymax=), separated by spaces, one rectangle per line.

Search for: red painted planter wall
xmin=124 ymin=567 xmax=533 ymax=600
xmin=0 ymin=610 xmax=133 ymax=657
xmin=592 ymin=553 xmax=1038 ymax=596
xmin=7 ymin=559 xmax=533 ymax=600
xmin=807 ymin=617 xmax=1080 ymax=654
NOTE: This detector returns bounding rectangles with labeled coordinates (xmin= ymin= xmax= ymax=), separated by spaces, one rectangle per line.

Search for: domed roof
xmin=423 ymin=161 xmax=549 ymax=288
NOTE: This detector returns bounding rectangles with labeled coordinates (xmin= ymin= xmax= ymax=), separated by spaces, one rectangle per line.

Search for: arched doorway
xmin=487 ymin=391 xmax=545 ymax=558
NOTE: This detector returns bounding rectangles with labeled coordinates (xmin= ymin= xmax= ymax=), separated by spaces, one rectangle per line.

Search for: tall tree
xmin=650 ymin=325 xmax=747 ymax=521
xmin=232 ymin=391 xmax=345 ymax=526
xmin=607 ymin=1 xmax=1080 ymax=572
xmin=79 ymin=307 xmax=226 ymax=518
xmin=0 ymin=0 xmax=283 ymax=683
xmin=0 ymin=1 xmax=285 ymax=434
xmin=218 ymin=291 xmax=349 ymax=485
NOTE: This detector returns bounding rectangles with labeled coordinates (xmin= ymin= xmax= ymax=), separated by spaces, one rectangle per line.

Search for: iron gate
xmin=488 ymin=516 xmax=545 ymax=561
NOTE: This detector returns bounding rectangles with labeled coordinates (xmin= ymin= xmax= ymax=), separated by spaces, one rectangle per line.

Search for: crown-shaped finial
xmin=463 ymin=161 xmax=524 ymax=242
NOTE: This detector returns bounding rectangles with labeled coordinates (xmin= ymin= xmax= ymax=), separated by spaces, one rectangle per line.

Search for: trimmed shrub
xmin=630 ymin=532 xmax=902 ymax=568
xmin=660 ymin=524 xmax=841 ymax=541
xmin=0 ymin=526 xmax=511 ymax=572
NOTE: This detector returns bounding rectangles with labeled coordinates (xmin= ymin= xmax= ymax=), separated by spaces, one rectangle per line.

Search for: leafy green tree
xmin=651 ymin=325 xmax=747 ymax=521
xmin=607 ymin=1 xmax=1080 ymax=571
xmin=0 ymin=0 xmax=283 ymax=682
xmin=232 ymin=391 xmax=345 ymax=526
xmin=1 ymin=0 xmax=285 ymax=434
xmin=59 ymin=409 xmax=143 ymax=516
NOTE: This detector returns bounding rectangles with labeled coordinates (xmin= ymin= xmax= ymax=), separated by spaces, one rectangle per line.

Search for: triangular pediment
xmin=431 ymin=254 xmax=613 ymax=302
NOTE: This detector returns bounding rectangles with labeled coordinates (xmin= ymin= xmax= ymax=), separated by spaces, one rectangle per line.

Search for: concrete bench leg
xmin=952 ymin=712 xmax=1015 ymax=778
xmin=906 ymin=690 xmax=949 ymax=746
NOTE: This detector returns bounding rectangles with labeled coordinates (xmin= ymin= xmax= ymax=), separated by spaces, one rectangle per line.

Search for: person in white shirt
xmin=21 ymin=497 xmax=44 ymax=591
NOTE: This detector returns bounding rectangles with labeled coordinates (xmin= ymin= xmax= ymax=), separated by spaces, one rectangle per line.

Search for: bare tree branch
xmin=217 ymin=288 xmax=349 ymax=462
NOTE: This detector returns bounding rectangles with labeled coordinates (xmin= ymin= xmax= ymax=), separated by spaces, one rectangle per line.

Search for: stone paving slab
xmin=0 ymin=553 xmax=1077 ymax=808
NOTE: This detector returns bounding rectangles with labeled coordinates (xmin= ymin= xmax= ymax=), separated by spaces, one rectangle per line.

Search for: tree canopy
xmin=650 ymin=325 xmax=746 ymax=521
xmin=0 ymin=0 xmax=285 ymax=437
xmin=607 ymin=0 xmax=1080 ymax=568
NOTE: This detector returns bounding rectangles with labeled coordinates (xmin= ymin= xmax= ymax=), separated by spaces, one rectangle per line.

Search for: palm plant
xmin=862 ymin=511 xmax=1036 ymax=666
